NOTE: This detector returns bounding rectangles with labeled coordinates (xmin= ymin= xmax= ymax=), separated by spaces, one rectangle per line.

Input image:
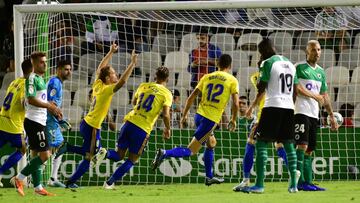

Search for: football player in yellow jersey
xmin=0 ymin=59 xmax=32 ymax=187
xmin=152 ymin=54 xmax=239 ymax=186
xmin=55 ymin=43 xmax=138 ymax=188
xmin=95 ymin=66 xmax=172 ymax=189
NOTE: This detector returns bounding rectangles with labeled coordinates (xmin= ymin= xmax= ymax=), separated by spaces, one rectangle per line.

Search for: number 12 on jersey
xmin=206 ymin=83 xmax=224 ymax=103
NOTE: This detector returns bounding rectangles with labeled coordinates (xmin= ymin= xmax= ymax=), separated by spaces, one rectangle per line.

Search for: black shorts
xmin=24 ymin=118 xmax=49 ymax=152
xmin=256 ymin=107 xmax=295 ymax=143
xmin=294 ymin=114 xmax=318 ymax=151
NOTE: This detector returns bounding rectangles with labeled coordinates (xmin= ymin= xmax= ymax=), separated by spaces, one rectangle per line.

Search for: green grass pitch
xmin=0 ymin=181 xmax=359 ymax=203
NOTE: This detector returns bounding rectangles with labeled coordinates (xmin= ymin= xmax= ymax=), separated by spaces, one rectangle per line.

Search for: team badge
xmin=317 ymin=74 xmax=321 ymax=79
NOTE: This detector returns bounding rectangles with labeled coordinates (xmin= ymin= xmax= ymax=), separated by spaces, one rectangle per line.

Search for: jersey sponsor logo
xmin=50 ymin=89 xmax=57 ymax=97
xmin=305 ymin=83 xmax=320 ymax=91
xmin=41 ymin=93 xmax=46 ymax=100
xmin=159 ymin=158 xmax=192 ymax=177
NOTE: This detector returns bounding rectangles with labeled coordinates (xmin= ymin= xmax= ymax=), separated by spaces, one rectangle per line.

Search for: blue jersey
xmin=46 ymin=76 xmax=63 ymax=124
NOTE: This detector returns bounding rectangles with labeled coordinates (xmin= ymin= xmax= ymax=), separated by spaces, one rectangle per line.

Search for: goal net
xmin=6 ymin=0 xmax=360 ymax=186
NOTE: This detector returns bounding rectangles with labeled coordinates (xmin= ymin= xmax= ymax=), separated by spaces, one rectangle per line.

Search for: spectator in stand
xmin=117 ymin=18 xmax=150 ymax=54
xmin=314 ymin=7 xmax=350 ymax=53
xmin=339 ymin=103 xmax=355 ymax=128
xmin=336 ymin=6 xmax=360 ymax=46
xmin=81 ymin=16 xmax=119 ymax=55
xmin=237 ymin=96 xmax=254 ymax=133
xmin=2 ymin=20 xmax=14 ymax=72
xmin=171 ymin=89 xmax=182 ymax=128
xmin=51 ymin=19 xmax=73 ymax=67
xmin=188 ymin=28 xmax=222 ymax=89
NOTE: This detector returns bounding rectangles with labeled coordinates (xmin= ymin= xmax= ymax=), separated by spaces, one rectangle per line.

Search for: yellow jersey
xmin=0 ymin=78 xmax=26 ymax=134
xmin=250 ymin=71 xmax=265 ymax=123
xmin=196 ymin=71 xmax=239 ymax=123
xmin=124 ymin=82 xmax=172 ymax=134
xmin=84 ymin=79 xmax=115 ymax=129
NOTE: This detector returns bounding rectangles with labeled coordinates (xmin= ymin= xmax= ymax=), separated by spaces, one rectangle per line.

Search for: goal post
xmin=8 ymin=0 xmax=360 ymax=187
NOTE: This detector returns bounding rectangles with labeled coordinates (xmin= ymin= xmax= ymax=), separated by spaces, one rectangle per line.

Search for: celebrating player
xmin=11 ymin=52 xmax=62 ymax=196
xmin=0 ymin=59 xmax=32 ymax=187
xmin=96 ymin=66 xmax=172 ymax=189
xmin=294 ymin=40 xmax=338 ymax=191
xmin=152 ymin=54 xmax=239 ymax=186
xmin=55 ymin=43 xmax=138 ymax=188
xmin=46 ymin=60 xmax=72 ymax=188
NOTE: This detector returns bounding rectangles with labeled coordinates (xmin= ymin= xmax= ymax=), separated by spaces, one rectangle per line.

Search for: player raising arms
xmin=11 ymin=52 xmax=62 ymax=196
xmin=0 ymin=59 xmax=32 ymax=187
xmin=294 ymin=40 xmax=338 ymax=191
xmin=55 ymin=43 xmax=138 ymax=188
xmin=94 ymin=66 xmax=173 ymax=189
xmin=152 ymin=54 xmax=239 ymax=186
xmin=46 ymin=60 xmax=72 ymax=188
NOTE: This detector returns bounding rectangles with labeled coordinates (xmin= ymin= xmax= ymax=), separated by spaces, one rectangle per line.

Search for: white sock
xmin=51 ymin=155 xmax=62 ymax=181
xmin=35 ymin=184 xmax=43 ymax=190
xmin=16 ymin=173 xmax=26 ymax=181
xmin=17 ymin=155 xmax=27 ymax=183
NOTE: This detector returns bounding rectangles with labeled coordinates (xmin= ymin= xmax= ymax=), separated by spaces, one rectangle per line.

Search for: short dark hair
xmin=30 ymin=51 xmax=46 ymax=61
xmin=56 ymin=59 xmax=72 ymax=69
xmin=197 ymin=27 xmax=211 ymax=36
xmin=239 ymin=95 xmax=249 ymax=105
xmin=98 ymin=65 xmax=111 ymax=83
xmin=21 ymin=59 xmax=32 ymax=76
xmin=339 ymin=103 xmax=355 ymax=118
xmin=239 ymin=95 xmax=247 ymax=100
xmin=218 ymin=54 xmax=232 ymax=69
xmin=155 ymin=66 xmax=169 ymax=82
xmin=173 ymin=89 xmax=180 ymax=97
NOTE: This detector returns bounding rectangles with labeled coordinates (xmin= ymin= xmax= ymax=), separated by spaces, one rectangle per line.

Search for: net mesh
xmin=10 ymin=4 xmax=360 ymax=185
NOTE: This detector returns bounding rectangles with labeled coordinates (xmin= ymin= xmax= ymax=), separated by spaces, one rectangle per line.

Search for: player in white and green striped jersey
xmin=294 ymin=40 xmax=339 ymax=191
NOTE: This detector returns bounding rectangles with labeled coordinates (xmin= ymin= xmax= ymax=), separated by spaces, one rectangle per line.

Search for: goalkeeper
xmin=45 ymin=60 xmax=72 ymax=188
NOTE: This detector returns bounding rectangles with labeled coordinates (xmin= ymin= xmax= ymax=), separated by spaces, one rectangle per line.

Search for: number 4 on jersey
xmin=2 ymin=92 xmax=14 ymax=111
xmin=137 ymin=93 xmax=155 ymax=112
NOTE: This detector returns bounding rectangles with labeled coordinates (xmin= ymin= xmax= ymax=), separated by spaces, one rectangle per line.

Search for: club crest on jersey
xmin=317 ymin=74 xmax=322 ymax=79
xmin=50 ymin=89 xmax=57 ymax=97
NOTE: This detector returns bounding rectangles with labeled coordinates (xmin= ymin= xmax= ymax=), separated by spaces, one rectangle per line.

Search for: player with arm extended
xmin=55 ymin=43 xmax=138 ymax=188
xmin=152 ymin=54 xmax=239 ymax=186
xmin=45 ymin=60 xmax=72 ymax=188
xmin=294 ymin=40 xmax=338 ymax=191
xmin=0 ymin=59 xmax=32 ymax=187
xmin=11 ymin=52 xmax=62 ymax=196
xmin=240 ymin=39 xmax=324 ymax=194
xmin=95 ymin=66 xmax=173 ymax=189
